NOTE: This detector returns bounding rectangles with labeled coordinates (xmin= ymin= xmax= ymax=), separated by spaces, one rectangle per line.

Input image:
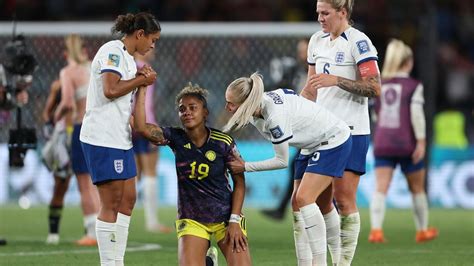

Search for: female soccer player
xmin=79 ymin=12 xmax=160 ymax=265
xmin=223 ymin=72 xmax=352 ymax=266
xmin=42 ymin=78 xmax=72 ymax=245
xmin=54 ymin=34 xmax=100 ymax=246
xmin=301 ymin=0 xmax=381 ymax=264
xmin=132 ymin=50 xmax=171 ymax=233
xmin=369 ymin=39 xmax=438 ymax=243
xmin=134 ymin=84 xmax=251 ymax=266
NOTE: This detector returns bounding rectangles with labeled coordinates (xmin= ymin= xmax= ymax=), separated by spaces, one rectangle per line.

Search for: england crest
xmin=114 ymin=159 xmax=124 ymax=174
xmin=335 ymin=52 xmax=345 ymax=64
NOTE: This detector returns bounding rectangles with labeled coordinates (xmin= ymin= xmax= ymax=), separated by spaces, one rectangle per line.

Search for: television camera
xmin=1 ymin=34 xmax=38 ymax=167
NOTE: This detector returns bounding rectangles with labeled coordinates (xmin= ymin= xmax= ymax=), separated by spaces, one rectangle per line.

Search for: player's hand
xmin=150 ymin=138 xmax=169 ymax=146
xmin=137 ymin=65 xmax=157 ymax=86
xmin=228 ymin=153 xmax=245 ymax=174
xmin=412 ymin=140 xmax=426 ymax=163
xmin=223 ymin=222 xmax=247 ymax=253
xmin=137 ymin=65 xmax=152 ymax=77
xmin=309 ymin=73 xmax=338 ymax=90
xmin=42 ymin=122 xmax=54 ymax=140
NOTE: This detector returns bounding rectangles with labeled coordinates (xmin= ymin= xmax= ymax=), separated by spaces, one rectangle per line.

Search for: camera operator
xmin=0 ymin=63 xmax=32 ymax=246
xmin=0 ymin=35 xmax=36 ymax=246
xmin=0 ymin=64 xmax=29 ymax=109
xmin=2 ymin=34 xmax=37 ymax=168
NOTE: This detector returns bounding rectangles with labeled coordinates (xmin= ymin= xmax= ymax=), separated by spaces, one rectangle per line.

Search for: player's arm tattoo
xmin=336 ymin=74 xmax=381 ymax=98
xmin=145 ymin=123 xmax=165 ymax=143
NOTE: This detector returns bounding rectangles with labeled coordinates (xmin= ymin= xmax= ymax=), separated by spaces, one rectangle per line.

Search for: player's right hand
xmin=223 ymin=223 xmax=248 ymax=253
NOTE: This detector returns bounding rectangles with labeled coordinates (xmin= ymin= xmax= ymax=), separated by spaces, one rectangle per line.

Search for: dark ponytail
xmin=111 ymin=12 xmax=161 ymax=36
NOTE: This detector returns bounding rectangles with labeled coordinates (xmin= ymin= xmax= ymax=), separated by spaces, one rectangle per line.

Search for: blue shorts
xmin=132 ymin=134 xmax=155 ymax=154
xmin=375 ymin=156 xmax=424 ymax=174
xmin=294 ymin=136 xmax=352 ymax=180
xmin=71 ymin=124 xmax=89 ymax=174
xmin=345 ymin=135 xmax=370 ymax=175
xmin=80 ymin=142 xmax=137 ymax=185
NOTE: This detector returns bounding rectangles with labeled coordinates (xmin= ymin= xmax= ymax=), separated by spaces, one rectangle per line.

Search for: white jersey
xmin=250 ymin=89 xmax=350 ymax=155
xmin=80 ymin=40 xmax=137 ymax=149
xmin=307 ymin=27 xmax=378 ymax=135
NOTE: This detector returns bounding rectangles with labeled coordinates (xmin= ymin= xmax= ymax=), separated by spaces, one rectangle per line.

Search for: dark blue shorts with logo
xmin=80 ymin=141 xmax=137 ymax=185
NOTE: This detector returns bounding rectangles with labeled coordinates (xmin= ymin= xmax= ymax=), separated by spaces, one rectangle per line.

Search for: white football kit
xmin=307 ymin=27 xmax=378 ymax=135
xmin=250 ymin=88 xmax=350 ymax=155
xmin=80 ymin=40 xmax=137 ymax=150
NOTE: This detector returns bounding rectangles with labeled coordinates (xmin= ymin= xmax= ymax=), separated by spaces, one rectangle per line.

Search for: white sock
xmin=370 ymin=192 xmax=386 ymax=230
xmin=412 ymin=193 xmax=428 ymax=231
xmin=96 ymin=219 xmax=116 ymax=266
xmin=143 ymin=176 xmax=158 ymax=228
xmin=84 ymin=213 xmax=98 ymax=239
xmin=339 ymin=213 xmax=360 ymax=266
xmin=300 ymin=203 xmax=327 ymax=266
xmin=115 ymin=213 xmax=131 ymax=266
xmin=324 ymin=207 xmax=340 ymax=266
xmin=292 ymin=211 xmax=313 ymax=266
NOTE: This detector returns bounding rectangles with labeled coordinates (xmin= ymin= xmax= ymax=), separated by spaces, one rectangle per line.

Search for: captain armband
xmin=358 ymin=60 xmax=380 ymax=77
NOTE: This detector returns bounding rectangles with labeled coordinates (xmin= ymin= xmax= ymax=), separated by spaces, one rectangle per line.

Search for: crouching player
xmin=134 ymin=83 xmax=252 ymax=266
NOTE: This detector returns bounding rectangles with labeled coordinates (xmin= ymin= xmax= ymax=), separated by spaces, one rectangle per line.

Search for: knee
xmin=102 ymin=193 xmax=123 ymax=213
xmin=121 ymin=193 xmax=137 ymax=212
xmin=316 ymin=198 xmax=333 ymax=214
xmin=291 ymin=194 xmax=299 ymax=211
xmin=294 ymin=191 xmax=312 ymax=209
xmin=409 ymin=184 xmax=425 ymax=194
xmin=333 ymin=194 xmax=355 ymax=213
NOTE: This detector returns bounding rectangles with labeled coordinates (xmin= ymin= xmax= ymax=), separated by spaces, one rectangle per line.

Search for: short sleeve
xmin=160 ymin=126 xmax=175 ymax=148
xmin=351 ymin=32 xmax=378 ymax=65
xmin=267 ymin=114 xmax=293 ymax=144
xmin=307 ymin=33 xmax=318 ymax=66
xmin=223 ymin=139 xmax=240 ymax=166
xmin=98 ymin=46 xmax=126 ymax=78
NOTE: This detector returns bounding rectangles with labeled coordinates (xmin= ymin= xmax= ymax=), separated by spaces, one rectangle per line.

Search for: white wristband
xmin=229 ymin=214 xmax=241 ymax=224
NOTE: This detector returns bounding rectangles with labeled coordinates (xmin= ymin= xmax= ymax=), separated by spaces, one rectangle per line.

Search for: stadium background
xmin=0 ymin=1 xmax=473 ymax=265
xmin=0 ymin=0 xmax=472 ymax=210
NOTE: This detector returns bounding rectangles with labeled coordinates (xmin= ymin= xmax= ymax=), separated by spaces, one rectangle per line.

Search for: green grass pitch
xmin=0 ymin=206 xmax=473 ymax=265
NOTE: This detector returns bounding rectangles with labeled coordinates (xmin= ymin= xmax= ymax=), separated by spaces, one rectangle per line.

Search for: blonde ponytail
xmin=381 ymin=39 xmax=413 ymax=79
xmin=223 ymin=72 xmax=264 ymax=132
xmin=65 ymin=34 xmax=87 ymax=65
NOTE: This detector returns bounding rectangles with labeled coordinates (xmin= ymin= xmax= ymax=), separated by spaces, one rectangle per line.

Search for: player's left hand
xmin=223 ymin=223 xmax=247 ymax=253
xmin=412 ymin=140 xmax=426 ymax=163
xmin=310 ymin=73 xmax=338 ymax=89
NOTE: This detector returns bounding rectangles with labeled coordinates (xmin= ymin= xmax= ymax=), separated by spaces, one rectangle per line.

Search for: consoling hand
xmin=228 ymin=152 xmax=246 ymax=174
